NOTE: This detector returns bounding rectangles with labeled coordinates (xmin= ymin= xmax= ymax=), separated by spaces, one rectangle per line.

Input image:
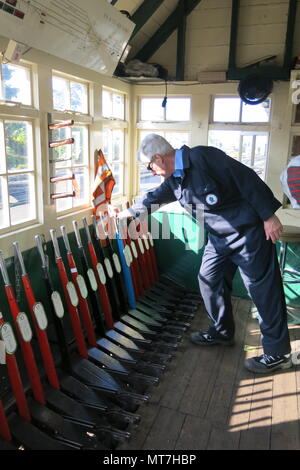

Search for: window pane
xmin=73 ymin=167 xmax=89 ymax=207
xmin=141 ymin=98 xmax=164 ymax=121
xmin=52 ymin=76 xmax=70 ymax=111
xmin=55 ymin=168 xmax=73 ymax=179
xmin=165 ymin=132 xmax=190 ymax=149
xmin=209 ymin=130 xmax=268 ymax=179
xmin=0 ymin=177 xmax=9 ymax=228
xmin=0 ymin=121 xmax=5 ymax=173
xmin=208 ymin=130 xmax=241 ymax=159
xmin=242 ymin=99 xmax=271 ymax=123
xmin=2 ymin=64 xmax=31 ymax=105
xmin=55 ymin=177 xmax=73 ymax=212
xmin=139 ymin=166 xmax=162 ymax=193
xmin=102 ymin=90 xmax=112 ymax=118
xmin=5 ymin=121 xmax=33 ymax=172
xmin=138 ymin=130 xmax=163 ymax=191
xmin=103 ymin=128 xmax=111 ymax=157
xmin=111 ymin=163 xmax=122 ymax=194
xmin=112 ymin=93 xmax=125 ymax=119
xmin=166 ymin=98 xmax=191 ymax=121
xmin=8 ymin=173 xmax=36 ymax=224
xmin=139 ymin=130 xmax=164 ymax=141
xmin=241 ymin=135 xmax=253 ymax=166
xmin=138 ymin=131 xmax=189 ymax=193
xmin=53 ymin=127 xmax=72 ymax=168
xmin=72 ymin=127 xmax=88 ymax=165
xmin=254 ymin=135 xmax=268 ymax=179
xmin=112 ymin=130 xmax=124 ymax=161
xmin=70 ymin=82 xmax=88 ymax=114
xmin=102 ymin=128 xmax=124 ymax=193
xmin=213 ymin=98 xmax=240 ymax=122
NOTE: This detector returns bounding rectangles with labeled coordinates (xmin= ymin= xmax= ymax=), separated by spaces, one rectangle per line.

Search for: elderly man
xmin=111 ymin=133 xmax=291 ymax=374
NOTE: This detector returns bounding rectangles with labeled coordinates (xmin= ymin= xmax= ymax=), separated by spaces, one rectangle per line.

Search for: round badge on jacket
xmin=206 ymin=194 xmax=218 ymax=205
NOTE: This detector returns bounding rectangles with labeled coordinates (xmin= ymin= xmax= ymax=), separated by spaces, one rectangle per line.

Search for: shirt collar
xmin=173 ymin=145 xmax=190 ymax=177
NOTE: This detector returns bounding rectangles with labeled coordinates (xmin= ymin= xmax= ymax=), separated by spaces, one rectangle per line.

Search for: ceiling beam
xmin=176 ymin=0 xmax=187 ymax=81
xmin=131 ymin=0 xmax=166 ymax=40
xmin=134 ymin=0 xmax=203 ymax=63
xmin=283 ymin=0 xmax=297 ymax=69
xmin=228 ymin=0 xmax=239 ymax=70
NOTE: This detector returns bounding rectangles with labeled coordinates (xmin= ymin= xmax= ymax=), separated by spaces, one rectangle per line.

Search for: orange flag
xmin=92 ymin=149 xmax=115 ymax=217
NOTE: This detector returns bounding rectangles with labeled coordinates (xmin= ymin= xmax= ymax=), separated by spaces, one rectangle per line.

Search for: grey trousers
xmin=198 ymin=225 xmax=291 ymax=356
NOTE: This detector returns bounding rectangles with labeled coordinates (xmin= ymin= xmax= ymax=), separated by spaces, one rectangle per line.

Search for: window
xmin=0 ymin=119 xmax=37 ymax=229
xmin=103 ymin=128 xmax=124 ymax=195
xmin=140 ymin=97 xmax=191 ymax=121
xmin=138 ymin=131 xmax=190 ymax=193
xmin=212 ymin=97 xmax=271 ymax=123
xmin=52 ymin=125 xmax=90 ymax=213
xmin=51 ymin=72 xmax=91 ymax=213
xmin=208 ymin=130 xmax=269 ymax=180
xmin=0 ymin=62 xmax=32 ymax=105
xmin=209 ymin=97 xmax=271 ymax=180
xmin=137 ymin=96 xmax=191 ymax=193
xmin=101 ymin=88 xmax=127 ymax=196
xmin=102 ymin=89 xmax=125 ymax=120
xmin=52 ymin=75 xmax=88 ymax=114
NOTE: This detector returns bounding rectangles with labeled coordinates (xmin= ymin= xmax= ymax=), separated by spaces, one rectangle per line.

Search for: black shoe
xmin=190 ymin=331 xmax=234 ymax=346
xmin=244 ymin=353 xmax=292 ymax=374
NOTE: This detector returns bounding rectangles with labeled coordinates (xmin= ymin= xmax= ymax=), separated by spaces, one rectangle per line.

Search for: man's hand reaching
xmin=107 ymin=204 xmax=120 ymax=218
xmin=263 ymin=214 xmax=283 ymax=244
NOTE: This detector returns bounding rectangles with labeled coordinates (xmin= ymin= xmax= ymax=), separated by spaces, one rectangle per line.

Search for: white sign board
xmin=0 ymin=0 xmax=135 ymax=76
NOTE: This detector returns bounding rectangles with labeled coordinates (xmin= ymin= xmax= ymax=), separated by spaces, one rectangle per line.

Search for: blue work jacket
xmin=140 ymin=145 xmax=281 ymax=244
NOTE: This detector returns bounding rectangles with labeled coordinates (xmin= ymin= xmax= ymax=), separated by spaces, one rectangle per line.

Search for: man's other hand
xmin=263 ymin=215 xmax=283 ymax=244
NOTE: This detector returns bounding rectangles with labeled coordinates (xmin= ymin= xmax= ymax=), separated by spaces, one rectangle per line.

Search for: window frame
xmin=208 ymin=95 xmax=272 ymax=181
xmin=137 ymin=94 xmax=193 ymax=194
xmin=102 ymin=127 xmax=125 ymax=197
xmin=211 ymin=96 xmax=272 ymax=125
xmin=102 ymin=87 xmax=126 ymax=121
xmin=137 ymin=129 xmax=192 ymax=193
xmin=101 ymin=87 xmax=128 ymax=200
xmin=0 ymin=116 xmax=39 ymax=233
xmin=52 ymin=71 xmax=90 ymax=115
xmin=139 ymin=96 xmax=192 ymax=123
xmin=49 ymin=119 xmax=91 ymax=216
xmin=0 ymin=61 xmax=34 ymax=108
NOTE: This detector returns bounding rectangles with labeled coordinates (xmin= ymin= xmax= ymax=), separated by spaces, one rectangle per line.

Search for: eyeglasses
xmin=146 ymin=160 xmax=154 ymax=171
xmin=146 ymin=156 xmax=155 ymax=172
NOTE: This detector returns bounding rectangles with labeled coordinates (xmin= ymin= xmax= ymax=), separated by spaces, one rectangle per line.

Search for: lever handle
xmin=12 ymin=241 xmax=27 ymax=276
xmin=49 ymin=229 xmax=61 ymax=259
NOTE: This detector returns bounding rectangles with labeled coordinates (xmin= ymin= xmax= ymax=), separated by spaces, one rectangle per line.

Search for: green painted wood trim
xmin=227 ymin=66 xmax=291 ymax=81
xmin=283 ymin=0 xmax=297 ymax=69
xmin=228 ymin=0 xmax=240 ymax=70
xmin=176 ymin=0 xmax=187 ymax=81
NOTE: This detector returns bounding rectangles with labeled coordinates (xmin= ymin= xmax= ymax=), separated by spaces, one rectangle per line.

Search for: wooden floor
xmin=120 ymin=297 xmax=300 ymax=451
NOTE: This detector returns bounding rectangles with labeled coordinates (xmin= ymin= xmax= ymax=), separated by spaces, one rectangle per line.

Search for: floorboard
xmin=119 ymin=297 xmax=300 ymax=451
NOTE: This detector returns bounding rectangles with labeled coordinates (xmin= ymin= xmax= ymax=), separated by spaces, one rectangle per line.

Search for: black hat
xmin=238 ymin=74 xmax=273 ymax=105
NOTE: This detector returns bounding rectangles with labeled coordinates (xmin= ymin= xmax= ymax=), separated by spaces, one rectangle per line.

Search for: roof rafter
xmin=176 ymin=0 xmax=187 ymax=81
xmin=131 ymin=0 xmax=166 ymax=40
xmin=134 ymin=0 xmax=203 ymax=63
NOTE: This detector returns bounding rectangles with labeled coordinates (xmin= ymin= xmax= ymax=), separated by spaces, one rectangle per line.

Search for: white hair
xmin=138 ymin=133 xmax=174 ymax=162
